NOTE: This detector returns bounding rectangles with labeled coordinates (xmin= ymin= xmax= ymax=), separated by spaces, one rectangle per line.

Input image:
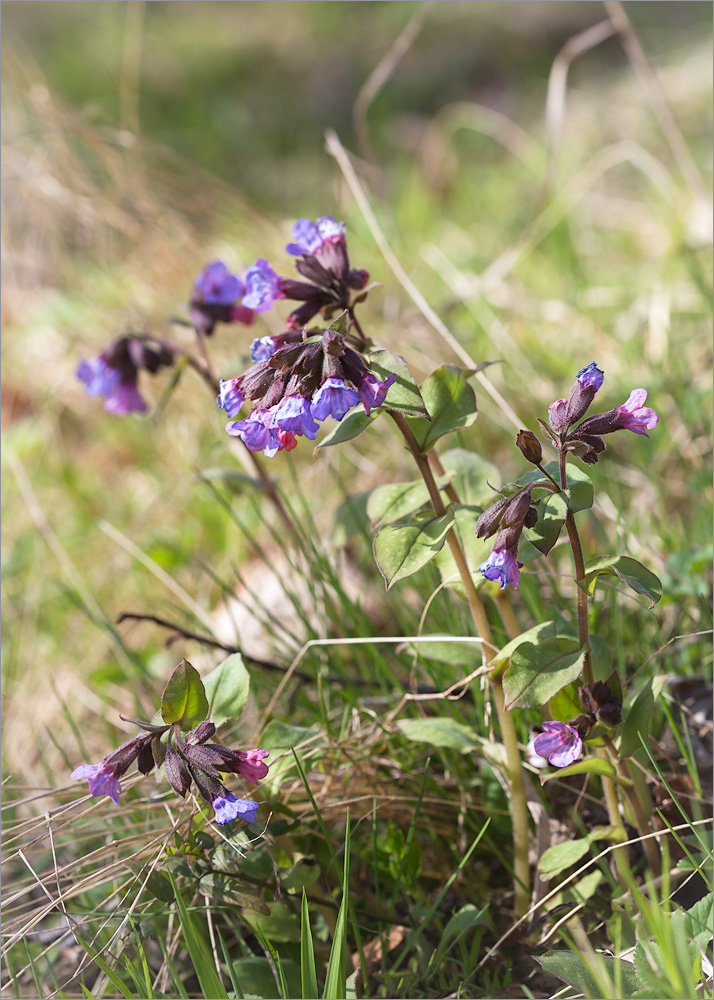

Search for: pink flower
xmin=614 ymin=389 xmax=659 ymax=437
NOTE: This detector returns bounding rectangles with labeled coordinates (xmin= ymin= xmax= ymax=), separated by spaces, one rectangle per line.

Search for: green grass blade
xmin=254 ymin=923 xmax=289 ymax=999
xmin=168 ymin=873 xmax=229 ymax=999
xmin=157 ymin=937 xmax=190 ymax=1000
xmin=323 ymin=815 xmax=350 ymax=1000
xmin=76 ymin=939 xmax=137 ymax=999
xmin=301 ymin=889 xmax=319 ymax=1000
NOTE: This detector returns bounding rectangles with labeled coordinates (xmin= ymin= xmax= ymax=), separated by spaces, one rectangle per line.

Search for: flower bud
xmin=516 ymin=429 xmax=543 ymax=465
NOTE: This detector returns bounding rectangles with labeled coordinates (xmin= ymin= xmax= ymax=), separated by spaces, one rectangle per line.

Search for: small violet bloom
xmin=576 ymin=362 xmax=604 ymax=392
xmin=212 ymin=792 xmax=259 ymax=826
xmin=357 ymin=372 xmax=396 ymax=416
xmin=250 ymin=336 xmax=279 ymax=362
xmin=226 ymin=408 xmax=281 ymax=457
xmin=310 ymin=378 xmax=361 ymax=422
xmin=242 ymin=259 xmax=284 ymax=313
xmin=217 ymin=378 xmax=245 ymax=418
xmin=273 ymin=394 xmax=319 ymax=439
xmin=286 ymin=215 xmax=346 ymax=256
xmin=478 ymin=545 xmax=522 ymax=591
xmin=614 ymin=388 xmax=659 ymax=437
xmin=193 ymin=260 xmax=243 ymax=306
xmin=71 ymin=762 xmax=122 ymax=806
xmin=77 ymin=358 xmax=147 ymax=416
xmin=532 ymin=721 xmax=583 ymax=768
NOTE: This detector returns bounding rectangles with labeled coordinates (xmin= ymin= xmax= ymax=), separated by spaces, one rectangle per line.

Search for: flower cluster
xmin=475 ymin=485 xmax=538 ymax=591
xmin=546 ymin=362 xmax=659 ymax=465
xmin=77 ymin=336 xmax=174 ymax=416
xmin=242 ymin=216 xmax=370 ymax=329
xmin=218 ymin=326 xmax=395 ymax=456
xmin=190 ymin=260 xmax=255 ymax=337
xmin=72 ymin=718 xmax=268 ymax=826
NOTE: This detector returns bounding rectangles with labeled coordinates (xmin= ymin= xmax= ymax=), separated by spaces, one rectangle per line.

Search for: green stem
xmin=559 ymin=451 xmax=594 ymax=686
xmin=603 ymin=736 xmax=662 ymax=875
xmin=390 ymin=411 xmax=531 ymax=916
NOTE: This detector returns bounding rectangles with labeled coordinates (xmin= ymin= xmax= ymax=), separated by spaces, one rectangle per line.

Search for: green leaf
xmin=405 ymin=638 xmax=481 ymax=667
xmin=373 ymin=511 xmax=454 ymax=589
xmin=367 ymin=480 xmax=432 ymax=528
xmin=562 ymin=869 xmax=603 ymax=906
xmin=316 ymin=409 xmax=375 ymax=448
xmin=198 ymin=873 xmax=270 ymax=915
xmin=433 ymin=505 xmax=493 ymax=600
xmin=490 ymin=621 xmax=557 ymax=671
xmin=281 ymin=857 xmax=321 ymax=893
xmin=619 ymin=675 xmax=668 ymax=757
xmin=331 ymin=491 xmax=370 ymax=548
xmin=161 ymin=659 xmax=209 ymax=728
xmin=405 ymin=365 xmax=477 ymax=451
xmin=230 ymin=957 xmax=301 ymax=1000
xmin=680 ymin=891 xmax=713 ymax=950
xmin=438 ymin=449 xmax=501 ymax=506
xmin=516 ymin=461 xmax=594 ymax=512
xmin=322 ymin=818 xmax=350 ymax=1000
xmin=397 ymin=718 xmax=479 ymax=753
xmin=583 ymin=555 xmax=663 ymax=608
xmin=503 ymin=638 xmax=586 ymax=710
xmin=368 ymin=349 xmax=429 ymax=418
xmin=539 ymin=952 xmax=643 ymax=1000
xmin=540 ymin=757 xmax=625 ymax=785
xmin=523 ymin=491 xmax=568 ymax=555
xmin=538 ymin=826 xmax=622 ymax=877
xmin=549 ymin=682 xmax=582 ymax=722
xmin=202 ymin=654 xmax=250 ymax=729
xmin=301 ymin=891 xmax=319 ymax=1000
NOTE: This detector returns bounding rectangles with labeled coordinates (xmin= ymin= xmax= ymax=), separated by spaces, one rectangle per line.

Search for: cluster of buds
xmin=218 ymin=325 xmax=395 ymax=457
xmin=72 ymin=717 xmax=268 ymax=826
xmin=76 ymin=336 xmax=174 ymax=416
xmin=531 ymin=680 xmax=622 ymax=768
xmin=544 ymin=362 xmax=659 ymax=465
xmin=475 ymin=484 xmax=538 ymax=591
xmin=242 ymin=216 xmax=370 ymax=329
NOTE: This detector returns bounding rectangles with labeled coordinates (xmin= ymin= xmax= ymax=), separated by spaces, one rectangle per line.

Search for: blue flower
xmin=226 ymin=408 xmax=281 ymax=457
xmin=478 ymin=544 xmax=522 ymax=591
xmin=285 ymin=216 xmax=346 ymax=256
xmin=77 ymin=357 xmax=121 ymax=397
xmin=193 ymin=260 xmax=244 ymax=306
xmin=250 ymin=336 xmax=279 ymax=362
xmin=77 ymin=357 xmax=148 ymax=416
xmin=273 ymin=394 xmax=319 ymax=439
xmin=532 ymin=721 xmax=582 ymax=768
xmin=217 ymin=378 xmax=245 ymax=418
xmin=576 ymin=362 xmax=604 ymax=393
xmin=242 ymin=259 xmax=284 ymax=313
xmin=310 ymin=378 xmax=361 ymax=422
xmin=212 ymin=792 xmax=259 ymax=825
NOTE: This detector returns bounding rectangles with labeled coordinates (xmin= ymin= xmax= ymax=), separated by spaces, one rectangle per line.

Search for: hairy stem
xmin=559 ymin=451 xmax=594 ymax=686
xmin=390 ymin=410 xmax=531 ymax=915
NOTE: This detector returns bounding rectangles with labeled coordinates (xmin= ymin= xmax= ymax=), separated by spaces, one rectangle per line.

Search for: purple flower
xmin=212 ymin=792 xmax=259 ymax=825
xmin=226 ymin=408 xmax=281 ymax=457
xmin=532 ymin=721 xmax=583 ymax=768
xmin=250 ymin=336 xmax=279 ymax=362
xmin=548 ymin=397 xmax=568 ymax=433
xmin=285 ymin=215 xmax=346 ymax=256
xmin=193 ymin=260 xmax=244 ymax=306
xmin=311 ymin=378 xmax=361 ymax=422
xmin=77 ymin=357 xmax=147 ymax=416
xmin=217 ymin=378 xmax=245 ymax=418
xmin=357 ymin=372 xmax=396 ymax=415
xmin=242 ymin=259 xmax=284 ymax=313
xmin=71 ymin=762 xmax=122 ymax=806
xmin=273 ymin=394 xmax=319 ymax=439
xmin=576 ymin=362 xmax=604 ymax=392
xmin=614 ymin=389 xmax=659 ymax=437
xmin=77 ymin=357 xmax=121 ymax=397
xmin=478 ymin=544 xmax=522 ymax=591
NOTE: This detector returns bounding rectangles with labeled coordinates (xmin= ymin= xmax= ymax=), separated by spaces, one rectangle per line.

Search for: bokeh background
xmin=2 ymin=0 xmax=712 ymax=784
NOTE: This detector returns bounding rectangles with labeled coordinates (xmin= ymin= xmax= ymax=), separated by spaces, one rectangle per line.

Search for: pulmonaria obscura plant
xmin=73 ymin=658 xmax=267 ymax=827
xmin=74 ymin=207 xmax=665 ymax=921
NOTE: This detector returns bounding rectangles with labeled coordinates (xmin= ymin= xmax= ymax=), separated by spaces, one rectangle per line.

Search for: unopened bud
xmin=516 ymin=429 xmax=543 ymax=465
